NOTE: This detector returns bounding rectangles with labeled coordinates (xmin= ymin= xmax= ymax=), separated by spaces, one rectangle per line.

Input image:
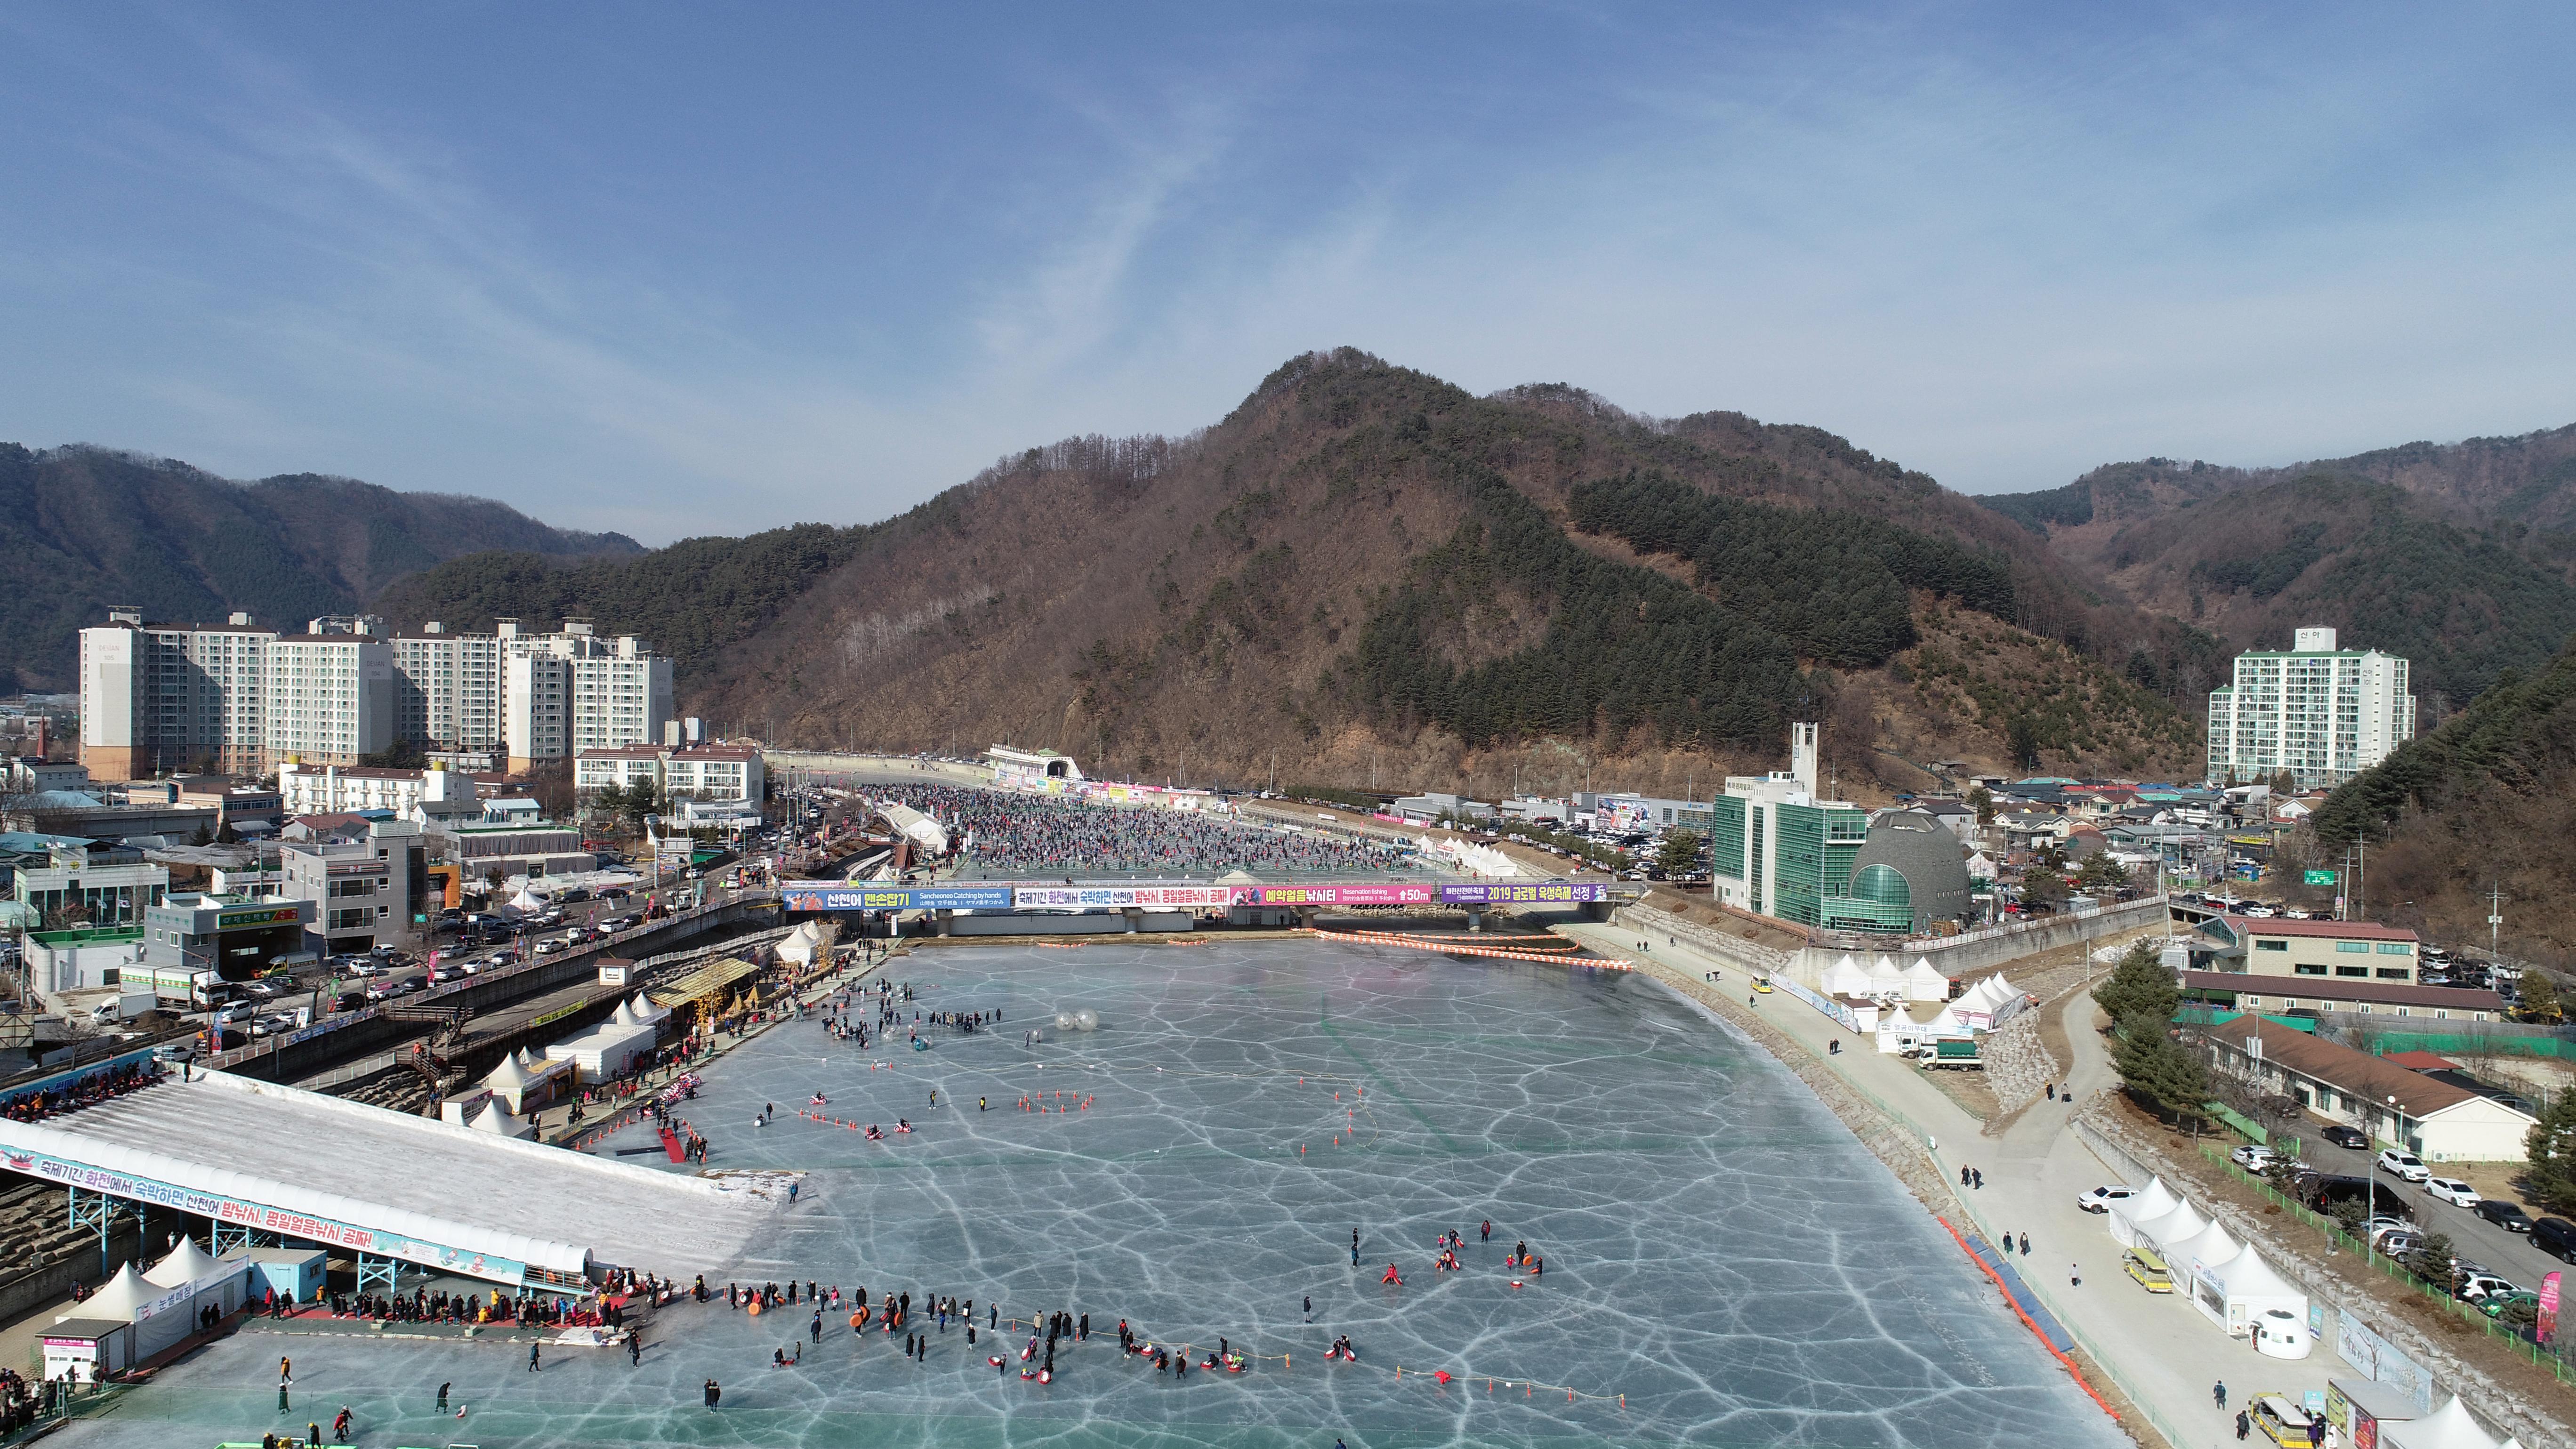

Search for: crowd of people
xmin=868 ymin=785 xmax=1409 ymax=875
xmin=325 ymin=1286 xmax=622 ymax=1331
xmin=3 ymin=1058 xmax=166 ymax=1122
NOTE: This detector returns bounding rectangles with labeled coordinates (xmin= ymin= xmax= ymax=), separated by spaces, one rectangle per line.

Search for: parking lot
xmin=2271 ymin=1133 xmax=2566 ymax=1297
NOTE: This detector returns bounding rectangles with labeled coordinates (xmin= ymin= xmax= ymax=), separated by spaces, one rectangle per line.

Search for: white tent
xmin=2165 ymin=1217 xmax=2241 ymax=1281
xmin=628 ymin=991 xmax=671 ymax=1026
xmin=611 ymin=998 xmax=643 ymax=1028
xmin=2385 ymin=1396 xmax=2521 ymax=1449
xmin=2107 ymin=1178 xmax=2179 ymax=1246
xmin=1983 ymin=973 xmax=2029 ymax=1027
xmin=484 ymin=1054 xmax=532 ymax=1096
xmin=509 ymin=886 xmax=547 ymax=913
xmin=2128 ymin=1201 xmax=2209 ymax=1259
xmin=2193 ymin=1243 xmax=2305 ymax=1350
xmin=471 ymin=1101 xmax=537 ymax=1139
xmin=1868 ymin=955 xmax=1906 ymax=994
xmin=143 ymin=1236 xmax=222 ymax=1288
xmin=1902 ymin=958 xmax=1950 ymax=1002
xmin=1820 ymin=956 xmax=1874 ymax=998
xmin=60 ymin=1264 xmax=155 ymax=1323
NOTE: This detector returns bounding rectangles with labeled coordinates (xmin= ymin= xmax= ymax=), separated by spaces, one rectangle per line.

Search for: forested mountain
xmin=0 ymin=443 xmax=638 ymax=692
xmin=2313 ymin=631 xmax=2576 ymax=966
xmin=371 ymin=523 xmax=878 ymax=683
xmin=660 ymin=350 xmax=2205 ymax=793
xmin=1974 ymin=425 xmax=2576 ymax=716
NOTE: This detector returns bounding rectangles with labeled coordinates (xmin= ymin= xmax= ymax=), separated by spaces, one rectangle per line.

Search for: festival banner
xmin=1252 ymin=884 xmax=1439 ymax=906
xmin=1438 ymin=882 xmax=1608 ymax=904
xmin=1013 ymin=886 xmax=1235 ymax=910
xmin=779 ymin=884 xmax=1015 ymax=912
xmin=2542 ymin=1270 xmax=2560 ymax=1348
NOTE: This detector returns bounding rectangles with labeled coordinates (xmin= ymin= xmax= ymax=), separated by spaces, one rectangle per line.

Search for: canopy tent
xmin=1820 ymin=956 xmax=1874 ymax=998
xmin=2385 ymin=1396 xmax=2521 ymax=1449
xmin=2165 ymin=1218 xmax=2241 ymax=1281
xmin=471 ymin=1101 xmax=537 ymax=1139
xmin=1902 ymin=958 xmax=1950 ymax=1002
xmin=484 ymin=1055 xmax=532 ymax=1094
xmin=143 ymin=1235 xmax=222 ymax=1288
xmin=627 ymin=991 xmax=671 ymax=1026
xmin=2128 ymin=1201 xmax=2209 ymax=1259
xmin=611 ymin=998 xmax=642 ymax=1028
xmin=2108 ymin=1178 xmax=2180 ymax=1246
xmin=1868 ymin=955 xmax=1906 ymax=990
xmin=2193 ymin=1243 xmax=2308 ymax=1353
xmin=509 ymin=886 xmax=547 ymax=913
xmin=59 ymin=1264 xmax=155 ymax=1323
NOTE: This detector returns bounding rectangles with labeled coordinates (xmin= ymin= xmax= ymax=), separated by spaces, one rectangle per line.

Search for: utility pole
xmin=2489 ymin=884 xmax=2505 ymax=964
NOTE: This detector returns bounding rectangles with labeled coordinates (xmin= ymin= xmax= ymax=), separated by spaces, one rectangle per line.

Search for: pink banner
xmin=2543 ymin=1270 xmax=2560 ymax=1348
xmin=1252 ymin=884 xmax=1437 ymax=906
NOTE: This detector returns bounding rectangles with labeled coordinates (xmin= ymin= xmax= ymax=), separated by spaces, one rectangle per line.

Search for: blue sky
xmin=3 ymin=4 xmax=2570 ymax=544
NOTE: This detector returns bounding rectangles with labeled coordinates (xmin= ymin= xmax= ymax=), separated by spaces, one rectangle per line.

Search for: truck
xmin=1906 ymin=1038 xmax=1982 ymax=1070
xmin=138 ymin=965 xmax=218 ymax=1010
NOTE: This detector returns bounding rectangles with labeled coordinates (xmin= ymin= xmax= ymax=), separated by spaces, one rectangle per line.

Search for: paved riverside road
xmin=1561 ymin=923 xmax=2331 ymax=1449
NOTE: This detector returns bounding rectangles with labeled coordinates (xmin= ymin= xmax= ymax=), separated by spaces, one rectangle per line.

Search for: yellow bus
xmin=2122 ymin=1247 xmax=2174 ymax=1293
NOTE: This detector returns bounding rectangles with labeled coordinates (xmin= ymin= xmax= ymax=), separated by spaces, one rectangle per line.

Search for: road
xmin=2290 ymin=1133 xmax=2563 ymax=1292
xmin=1562 ymin=920 xmax=2329 ymax=1449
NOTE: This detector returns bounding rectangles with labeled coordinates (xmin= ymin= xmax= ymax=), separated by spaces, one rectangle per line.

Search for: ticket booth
xmin=40 ymin=1320 xmax=131 ymax=1382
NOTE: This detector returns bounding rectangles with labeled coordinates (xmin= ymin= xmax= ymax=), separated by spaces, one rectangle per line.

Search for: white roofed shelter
xmin=1902 ymin=958 xmax=1949 ymax=1001
xmin=1 ymin=1069 xmax=779 ymax=1288
xmin=2107 ymin=1179 xmax=2178 ymax=1247
xmin=2384 ymin=1396 xmax=2522 ymax=1449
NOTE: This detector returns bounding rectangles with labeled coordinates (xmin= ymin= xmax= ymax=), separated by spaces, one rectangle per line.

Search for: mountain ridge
xmin=0 ymin=443 xmax=641 ymax=691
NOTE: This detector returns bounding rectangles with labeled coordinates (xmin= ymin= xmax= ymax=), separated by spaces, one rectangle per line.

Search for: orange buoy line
xmin=1316 ymin=928 xmax=1632 ymax=970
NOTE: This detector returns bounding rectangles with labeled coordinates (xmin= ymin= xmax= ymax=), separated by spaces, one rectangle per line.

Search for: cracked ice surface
xmin=57 ymin=941 xmax=2126 ymax=1448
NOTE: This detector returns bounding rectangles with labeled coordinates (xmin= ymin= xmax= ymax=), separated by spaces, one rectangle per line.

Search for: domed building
xmin=1822 ymin=808 xmax=1973 ymax=934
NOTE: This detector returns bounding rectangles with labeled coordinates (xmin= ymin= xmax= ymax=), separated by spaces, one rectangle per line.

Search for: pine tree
xmin=2093 ymin=941 xmax=2179 ymax=1024
xmin=2111 ymin=1012 xmax=2207 ymax=1117
xmin=2527 ymin=1088 xmax=2576 ymax=1216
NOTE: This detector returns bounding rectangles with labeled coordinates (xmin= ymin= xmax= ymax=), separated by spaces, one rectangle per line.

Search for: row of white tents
xmin=2107 ymin=1177 xmax=2312 ymax=1358
xmin=1816 ymin=955 xmax=2030 ymax=1030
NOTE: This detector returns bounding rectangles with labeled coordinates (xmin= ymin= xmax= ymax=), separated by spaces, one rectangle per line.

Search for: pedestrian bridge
xmin=0 ymin=1067 xmax=781 ymax=1290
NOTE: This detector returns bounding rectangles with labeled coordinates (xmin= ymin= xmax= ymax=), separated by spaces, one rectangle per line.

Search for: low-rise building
xmin=2187 ymin=914 xmax=2421 ymax=984
xmin=9 ymin=839 xmax=169 ymax=928
xmin=1392 ymin=792 xmax=1494 ymax=824
xmin=141 ymin=894 xmax=316 ymax=980
xmin=2201 ymin=1016 xmax=2535 ymax=1161
xmin=435 ymin=821 xmax=593 ymax=888
xmin=276 ymin=759 xmax=483 ymax=826
xmin=2178 ymin=970 xmax=2503 ymax=1023
xmin=279 ymin=820 xmax=425 ymax=956
xmin=575 ymin=743 xmax=765 ymax=806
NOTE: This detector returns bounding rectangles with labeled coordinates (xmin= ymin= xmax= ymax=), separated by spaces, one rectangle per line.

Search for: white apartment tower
xmin=80 ymin=609 xmax=668 ymax=780
xmin=260 ymin=620 xmax=394 ymax=766
xmin=500 ymin=619 xmax=672 ymax=771
xmin=393 ymin=622 xmax=507 ymax=753
xmin=80 ymin=609 xmax=276 ymax=778
xmin=2206 ymin=627 xmax=2415 ymax=789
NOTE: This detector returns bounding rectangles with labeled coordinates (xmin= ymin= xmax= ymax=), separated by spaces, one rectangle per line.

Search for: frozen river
xmin=59 ymin=940 xmax=2123 ymax=1448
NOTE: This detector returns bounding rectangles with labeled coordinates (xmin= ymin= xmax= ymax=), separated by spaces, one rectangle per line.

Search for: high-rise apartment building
xmin=80 ymin=609 xmax=669 ymax=779
xmin=501 ymin=619 xmax=672 ymax=771
xmin=2206 ymin=627 xmax=2415 ymax=789
xmin=80 ymin=610 xmax=277 ymax=778
xmin=262 ymin=626 xmax=394 ymax=766
xmin=393 ymin=623 xmax=507 ymax=753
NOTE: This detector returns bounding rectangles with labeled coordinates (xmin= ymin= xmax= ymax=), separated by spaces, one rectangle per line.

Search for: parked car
xmin=2320 ymin=1124 xmax=2369 ymax=1149
xmin=333 ymin=990 xmax=368 ymax=1012
xmin=2375 ymin=1230 xmax=2425 ymax=1258
xmin=532 ymin=939 xmax=566 ymax=956
xmin=2230 ymin=1145 xmax=2280 ymax=1170
xmin=2454 ymin=1270 xmax=2520 ymax=1303
xmin=2424 ymin=1177 xmax=2481 ymax=1208
xmin=2077 ymin=1185 xmax=2137 ymax=1215
xmin=2362 ymin=1216 xmax=2413 ymax=1245
xmin=2533 ymin=1217 xmax=2576 ymax=1264
xmin=2377 ymin=1148 xmax=2431 ymax=1183
xmin=2473 ymin=1199 xmax=2534 ymax=1233
xmin=2479 ymin=1289 xmax=2540 ymax=1321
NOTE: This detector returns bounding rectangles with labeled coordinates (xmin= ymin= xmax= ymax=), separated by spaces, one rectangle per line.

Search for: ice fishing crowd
xmin=869 ymin=784 xmax=1406 ymax=874
xmin=3 ymin=1058 xmax=166 ymax=1122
